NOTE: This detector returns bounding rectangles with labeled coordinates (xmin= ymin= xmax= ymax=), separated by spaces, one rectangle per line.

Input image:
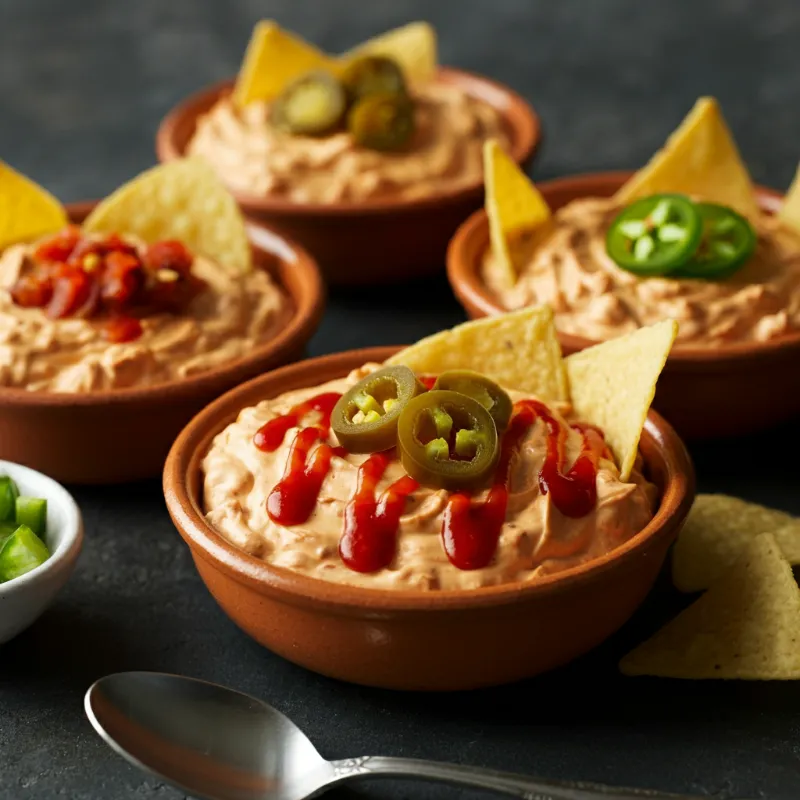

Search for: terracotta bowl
xmin=447 ymin=171 xmax=800 ymax=439
xmin=0 ymin=202 xmax=325 ymax=485
xmin=163 ymin=345 xmax=695 ymax=691
xmin=155 ymin=69 xmax=541 ymax=285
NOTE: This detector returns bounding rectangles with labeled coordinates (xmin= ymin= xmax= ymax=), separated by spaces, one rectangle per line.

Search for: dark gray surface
xmin=2 ymin=1 xmax=800 ymax=798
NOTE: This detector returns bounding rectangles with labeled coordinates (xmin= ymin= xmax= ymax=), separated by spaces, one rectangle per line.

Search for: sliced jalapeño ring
xmin=331 ymin=365 xmax=426 ymax=453
xmin=347 ymin=92 xmax=415 ymax=151
xmin=672 ymin=202 xmax=756 ymax=280
xmin=270 ymin=70 xmax=347 ymax=136
xmin=397 ymin=390 xmax=499 ymax=492
xmin=432 ymin=370 xmax=512 ymax=433
xmin=606 ymin=193 xmax=703 ymax=276
xmin=340 ymin=55 xmax=407 ymax=103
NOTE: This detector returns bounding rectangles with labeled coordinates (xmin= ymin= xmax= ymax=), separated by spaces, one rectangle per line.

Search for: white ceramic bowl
xmin=0 ymin=460 xmax=83 ymax=643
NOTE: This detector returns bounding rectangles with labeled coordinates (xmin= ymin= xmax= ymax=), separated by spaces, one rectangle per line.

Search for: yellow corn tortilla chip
xmin=778 ymin=163 xmax=800 ymax=235
xmin=0 ymin=161 xmax=67 ymax=251
xmin=615 ymin=97 xmax=760 ymax=222
xmin=672 ymin=494 xmax=800 ymax=593
xmin=484 ymin=139 xmax=551 ymax=288
xmin=621 ymin=533 xmax=800 ymax=679
xmin=232 ymin=20 xmax=336 ymax=107
xmin=83 ymin=158 xmax=251 ymax=273
xmin=342 ymin=21 xmax=437 ymax=84
xmin=386 ymin=306 xmax=568 ymax=402
xmin=565 ymin=320 xmax=677 ymax=481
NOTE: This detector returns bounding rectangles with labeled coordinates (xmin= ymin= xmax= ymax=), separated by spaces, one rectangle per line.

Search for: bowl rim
xmin=0 ymin=459 xmax=83 ymax=595
xmin=164 ymin=345 xmax=695 ymax=614
xmin=155 ymin=67 xmax=542 ymax=217
xmin=446 ymin=170 xmax=800 ymax=365
xmin=0 ymin=200 xmax=325 ymax=407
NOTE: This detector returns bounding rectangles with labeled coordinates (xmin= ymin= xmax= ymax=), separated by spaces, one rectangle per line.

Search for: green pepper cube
xmin=455 ymin=429 xmax=483 ymax=458
xmin=0 ymin=476 xmax=20 ymax=522
xmin=0 ymin=520 xmax=18 ymax=549
xmin=353 ymin=391 xmax=382 ymax=417
xmin=429 ymin=407 xmax=453 ymax=440
xmin=0 ymin=524 xmax=50 ymax=583
xmin=425 ymin=438 xmax=450 ymax=461
xmin=15 ymin=496 xmax=47 ymax=537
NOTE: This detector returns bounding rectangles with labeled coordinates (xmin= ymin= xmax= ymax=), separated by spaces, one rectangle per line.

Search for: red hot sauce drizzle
xmin=254 ymin=392 xmax=346 ymax=526
xmin=339 ymin=450 xmax=420 ymax=573
xmin=255 ymin=389 xmax=603 ymax=574
xmin=442 ymin=399 xmax=601 ymax=570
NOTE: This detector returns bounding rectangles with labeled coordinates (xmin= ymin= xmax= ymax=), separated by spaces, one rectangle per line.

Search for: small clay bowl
xmin=447 ymin=172 xmax=800 ymax=439
xmin=0 ymin=202 xmax=325 ymax=485
xmin=155 ymin=69 xmax=541 ymax=285
xmin=163 ymin=346 xmax=694 ymax=691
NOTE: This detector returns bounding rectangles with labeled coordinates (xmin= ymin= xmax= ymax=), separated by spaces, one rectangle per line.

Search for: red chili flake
xmin=101 ymin=251 xmax=144 ymax=307
xmin=103 ymin=315 xmax=143 ymax=343
xmin=143 ymin=240 xmax=193 ymax=277
xmin=46 ymin=264 xmax=94 ymax=319
xmin=10 ymin=266 xmax=54 ymax=308
xmin=33 ymin=226 xmax=81 ymax=263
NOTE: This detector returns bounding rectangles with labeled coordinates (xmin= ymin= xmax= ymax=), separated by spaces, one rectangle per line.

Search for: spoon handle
xmin=328 ymin=756 xmax=709 ymax=800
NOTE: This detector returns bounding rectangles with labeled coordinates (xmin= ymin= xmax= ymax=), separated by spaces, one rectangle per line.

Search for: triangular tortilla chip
xmin=565 ymin=320 xmax=677 ymax=481
xmin=0 ymin=161 xmax=67 ymax=250
xmin=778 ymin=163 xmax=800 ymax=235
xmin=615 ymin=97 xmax=760 ymax=222
xmin=232 ymin=20 xmax=336 ymax=107
xmin=672 ymin=494 xmax=800 ymax=593
xmin=621 ymin=533 xmax=800 ymax=679
xmin=484 ymin=139 xmax=551 ymax=288
xmin=342 ymin=22 xmax=437 ymax=84
xmin=83 ymin=158 xmax=251 ymax=273
xmin=386 ymin=306 xmax=568 ymax=402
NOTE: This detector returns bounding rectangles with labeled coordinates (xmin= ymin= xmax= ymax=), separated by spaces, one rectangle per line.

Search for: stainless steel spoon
xmin=85 ymin=672 xmax=713 ymax=800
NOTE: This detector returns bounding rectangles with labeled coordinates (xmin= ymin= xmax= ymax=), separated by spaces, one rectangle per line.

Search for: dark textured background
xmin=2 ymin=1 xmax=800 ymax=798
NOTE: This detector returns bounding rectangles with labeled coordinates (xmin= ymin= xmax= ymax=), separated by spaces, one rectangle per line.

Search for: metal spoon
xmin=85 ymin=672 xmax=712 ymax=800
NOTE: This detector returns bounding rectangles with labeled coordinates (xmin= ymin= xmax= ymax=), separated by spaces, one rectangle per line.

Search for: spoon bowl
xmin=86 ymin=671 xmax=716 ymax=800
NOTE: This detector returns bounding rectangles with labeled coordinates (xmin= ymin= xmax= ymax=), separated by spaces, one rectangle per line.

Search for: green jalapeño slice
xmin=270 ymin=70 xmax=347 ymax=136
xmin=340 ymin=55 xmax=407 ymax=103
xmin=397 ymin=390 xmax=499 ymax=492
xmin=432 ymin=370 xmax=512 ymax=432
xmin=348 ymin=92 xmax=415 ymax=151
xmin=673 ymin=202 xmax=756 ymax=280
xmin=331 ymin=365 xmax=426 ymax=453
xmin=606 ymin=193 xmax=703 ymax=275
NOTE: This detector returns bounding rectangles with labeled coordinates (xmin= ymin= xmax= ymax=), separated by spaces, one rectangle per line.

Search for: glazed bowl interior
xmin=166 ymin=346 xmax=694 ymax=612
xmin=0 ymin=202 xmax=324 ymax=484
xmin=156 ymin=68 xmax=541 ymax=217
xmin=448 ymin=171 xmax=800 ymax=363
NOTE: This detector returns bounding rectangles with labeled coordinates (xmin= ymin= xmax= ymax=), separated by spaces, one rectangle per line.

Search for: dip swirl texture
xmin=202 ymin=365 xmax=656 ymax=591
xmin=482 ymin=197 xmax=800 ymax=346
xmin=188 ymin=83 xmax=510 ymax=203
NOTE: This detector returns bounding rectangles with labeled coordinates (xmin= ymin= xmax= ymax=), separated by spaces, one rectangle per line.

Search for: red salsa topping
xmin=9 ymin=226 xmax=200 ymax=342
xmin=254 ymin=384 xmax=606 ymax=575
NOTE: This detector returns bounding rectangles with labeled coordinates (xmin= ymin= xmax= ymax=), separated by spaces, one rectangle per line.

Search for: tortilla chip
xmin=0 ymin=161 xmax=67 ymax=250
xmin=83 ymin=158 xmax=251 ymax=273
xmin=614 ymin=97 xmax=760 ymax=222
xmin=672 ymin=494 xmax=800 ymax=593
xmin=232 ymin=20 xmax=335 ymax=107
xmin=565 ymin=320 xmax=677 ymax=481
xmin=484 ymin=139 xmax=551 ymax=288
xmin=778 ymin=163 xmax=800 ymax=235
xmin=386 ymin=306 xmax=568 ymax=402
xmin=342 ymin=22 xmax=437 ymax=84
xmin=621 ymin=533 xmax=800 ymax=679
